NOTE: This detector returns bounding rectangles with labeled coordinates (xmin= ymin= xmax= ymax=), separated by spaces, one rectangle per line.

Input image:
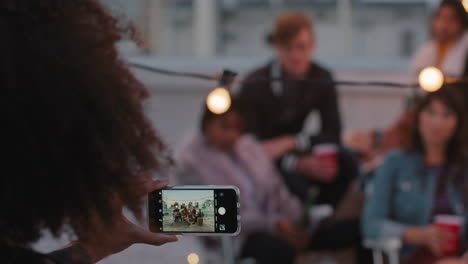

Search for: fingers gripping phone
xmin=148 ymin=186 xmax=240 ymax=235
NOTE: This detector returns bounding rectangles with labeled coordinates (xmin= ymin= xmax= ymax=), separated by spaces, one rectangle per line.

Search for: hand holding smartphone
xmin=148 ymin=186 xmax=240 ymax=236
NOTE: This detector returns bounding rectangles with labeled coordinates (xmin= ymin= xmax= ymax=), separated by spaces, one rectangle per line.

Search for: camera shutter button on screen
xmin=218 ymin=207 xmax=226 ymax=215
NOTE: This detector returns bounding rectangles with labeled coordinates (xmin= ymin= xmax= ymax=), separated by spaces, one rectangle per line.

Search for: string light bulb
xmin=463 ymin=0 xmax=468 ymax=12
xmin=187 ymin=253 xmax=200 ymax=264
xmin=206 ymin=69 xmax=237 ymax=114
xmin=206 ymin=87 xmax=232 ymax=114
xmin=418 ymin=67 xmax=444 ymax=92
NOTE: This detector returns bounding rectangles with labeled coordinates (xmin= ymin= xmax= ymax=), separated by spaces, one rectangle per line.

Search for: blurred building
xmin=95 ymin=0 xmax=437 ymax=148
xmin=101 ymin=0 xmax=438 ymax=66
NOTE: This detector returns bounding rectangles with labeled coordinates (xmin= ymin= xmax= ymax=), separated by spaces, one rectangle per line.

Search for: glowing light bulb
xmin=206 ymin=87 xmax=231 ymax=114
xmin=418 ymin=67 xmax=444 ymax=92
xmin=187 ymin=253 xmax=200 ymax=264
xmin=463 ymin=0 xmax=468 ymax=12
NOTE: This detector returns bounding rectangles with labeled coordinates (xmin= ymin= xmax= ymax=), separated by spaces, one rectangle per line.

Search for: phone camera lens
xmin=220 ymin=193 xmax=224 ymax=197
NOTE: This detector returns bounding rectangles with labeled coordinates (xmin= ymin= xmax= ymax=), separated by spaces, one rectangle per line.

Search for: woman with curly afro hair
xmin=1 ymin=0 xmax=178 ymax=263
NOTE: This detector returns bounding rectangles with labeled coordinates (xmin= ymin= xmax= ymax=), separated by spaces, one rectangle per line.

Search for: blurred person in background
xmin=174 ymin=101 xmax=306 ymax=264
xmin=362 ymin=86 xmax=468 ymax=263
xmin=236 ymin=11 xmax=371 ymax=263
xmin=345 ymin=0 xmax=468 ymax=176
xmin=1 ymin=0 xmax=178 ymax=263
xmin=237 ymin=11 xmax=357 ymax=213
xmin=174 ymin=100 xmax=371 ymax=263
xmin=411 ymin=0 xmax=468 ymax=78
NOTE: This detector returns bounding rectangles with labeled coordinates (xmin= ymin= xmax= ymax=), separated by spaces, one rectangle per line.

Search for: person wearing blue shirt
xmin=197 ymin=209 xmax=205 ymax=218
xmin=362 ymin=86 xmax=468 ymax=263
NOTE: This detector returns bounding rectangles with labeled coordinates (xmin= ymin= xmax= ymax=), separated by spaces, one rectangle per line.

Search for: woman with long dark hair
xmin=362 ymin=86 xmax=468 ymax=263
xmin=1 ymin=0 xmax=177 ymax=263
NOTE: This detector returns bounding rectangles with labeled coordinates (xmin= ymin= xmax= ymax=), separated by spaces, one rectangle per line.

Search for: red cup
xmin=434 ymin=215 xmax=463 ymax=256
xmin=313 ymin=144 xmax=338 ymax=164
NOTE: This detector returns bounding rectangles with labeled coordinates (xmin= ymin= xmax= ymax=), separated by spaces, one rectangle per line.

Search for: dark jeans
xmin=310 ymin=219 xmax=373 ymax=264
xmin=280 ymin=149 xmax=371 ymax=263
xmin=240 ymin=222 xmax=372 ymax=264
xmin=240 ymin=233 xmax=296 ymax=264
xmin=280 ymin=147 xmax=358 ymax=207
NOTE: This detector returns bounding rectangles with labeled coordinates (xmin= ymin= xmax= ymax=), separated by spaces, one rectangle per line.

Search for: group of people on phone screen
xmin=173 ymin=206 xmax=205 ymax=226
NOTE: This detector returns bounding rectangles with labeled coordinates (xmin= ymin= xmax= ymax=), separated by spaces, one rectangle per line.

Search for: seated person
xmin=196 ymin=209 xmax=205 ymax=226
xmin=197 ymin=209 xmax=205 ymax=218
xmin=236 ymin=12 xmax=369 ymax=263
xmin=346 ymin=0 xmax=468 ymax=176
xmin=173 ymin=207 xmax=181 ymax=222
xmin=237 ymin=12 xmax=357 ymax=207
xmin=174 ymin=101 xmax=305 ymax=264
xmin=362 ymin=86 xmax=468 ymax=263
xmin=411 ymin=0 xmax=468 ymax=79
xmin=191 ymin=208 xmax=198 ymax=224
xmin=181 ymin=208 xmax=192 ymax=225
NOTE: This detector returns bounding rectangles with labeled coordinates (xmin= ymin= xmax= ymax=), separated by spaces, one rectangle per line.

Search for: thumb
xmin=132 ymin=224 xmax=178 ymax=246
xmin=142 ymin=233 xmax=179 ymax=246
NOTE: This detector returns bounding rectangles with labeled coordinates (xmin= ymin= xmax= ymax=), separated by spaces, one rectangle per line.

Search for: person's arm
xmin=48 ymin=179 xmax=178 ymax=263
xmin=361 ymin=152 xmax=409 ymax=240
xmin=311 ymin=73 xmax=341 ymax=145
xmin=261 ymin=135 xmax=297 ymax=160
xmin=362 ymin=152 xmax=451 ymax=255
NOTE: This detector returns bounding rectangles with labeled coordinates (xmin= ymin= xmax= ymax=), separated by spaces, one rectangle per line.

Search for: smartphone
xmin=148 ymin=185 xmax=240 ymax=235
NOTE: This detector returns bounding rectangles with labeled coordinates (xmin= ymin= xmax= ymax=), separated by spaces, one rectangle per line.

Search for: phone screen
xmin=148 ymin=187 xmax=240 ymax=235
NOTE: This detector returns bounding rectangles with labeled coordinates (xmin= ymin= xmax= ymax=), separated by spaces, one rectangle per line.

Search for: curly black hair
xmin=1 ymin=0 xmax=166 ymax=246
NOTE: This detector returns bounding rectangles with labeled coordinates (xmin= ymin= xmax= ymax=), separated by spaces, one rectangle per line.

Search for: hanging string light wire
xmin=129 ymin=62 xmax=217 ymax=81
xmin=129 ymin=62 xmax=419 ymax=88
xmin=129 ymin=62 xmax=468 ymax=114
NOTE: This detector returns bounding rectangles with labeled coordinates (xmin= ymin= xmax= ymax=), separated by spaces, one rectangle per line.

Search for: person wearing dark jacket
xmin=236 ymin=12 xmax=369 ymax=263
xmin=459 ymin=52 xmax=468 ymax=105
xmin=237 ymin=12 xmax=356 ymax=209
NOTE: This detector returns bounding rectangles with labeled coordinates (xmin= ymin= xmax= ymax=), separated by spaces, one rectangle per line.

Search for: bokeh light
xmin=187 ymin=253 xmax=200 ymax=264
xmin=418 ymin=67 xmax=444 ymax=92
xmin=206 ymin=87 xmax=232 ymax=114
xmin=463 ymin=0 xmax=468 ymax=12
